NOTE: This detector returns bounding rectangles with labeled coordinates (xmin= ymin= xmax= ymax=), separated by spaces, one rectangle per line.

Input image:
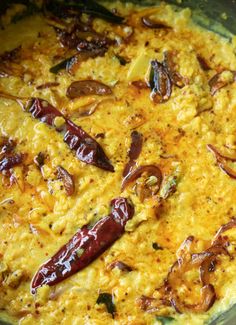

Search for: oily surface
xmin=1 ymin=2 xmax=236 ymax=324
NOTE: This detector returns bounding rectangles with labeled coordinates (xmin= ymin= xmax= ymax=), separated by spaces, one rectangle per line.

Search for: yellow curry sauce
xmin=1 ymin=1 xmax=236 ymax=324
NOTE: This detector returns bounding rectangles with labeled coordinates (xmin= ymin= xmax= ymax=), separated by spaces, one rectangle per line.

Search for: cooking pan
xmin=0 ymin=1 xmax=236 ymax=324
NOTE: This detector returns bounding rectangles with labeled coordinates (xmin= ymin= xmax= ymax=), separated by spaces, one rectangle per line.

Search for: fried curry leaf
xmin=115 ymin=54 xmax=128 ymax=66
xmin=0 ymin=0 xmax=27 ymax=16
xmin=0 ymin=321 xmax=13 ymax=325
xmin=149 ymin=64 xmax=155 ymax=89
xmin=11 ymin=2 xmax=39 ymax=23
xmin=122 ymin=0 xmax=236 ymax=38
xmin=96 ymin=293 xmax=116 ymax=318
xmin=0 ymin=0 xmax=39 ymax=25
xmin=45 ymin=0 xmax=123 ymax=24
xmin=152 ymin=242 xmax=163 ymax=251
xmin=208 ymin=304 xmax=236 ymax=325
xmin=50 ymin=56 xmax=74 ymax=74
xmin=155 ymin=316 xmax=175 ymax=324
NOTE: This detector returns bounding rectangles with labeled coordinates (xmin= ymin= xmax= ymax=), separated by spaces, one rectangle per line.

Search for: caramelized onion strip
xmin=212 ymin=217 xmax=236 ymax=246
xmin=57 ymin=166 xmax=75 ymax=196
xmin=166 ymin=258 xmax=216 ymax=313
xmin=121 ymin=165 xmax=162 ymax=191
xmin=123 ymin=131 xmax=143 ymax=177
xmin=142 ymin=16 xmax=169 ymax=29
xmin=207 ymin=144 xmax=236 ymax=162
xmin=207 ymin=144 xmax=236 ymax=179
xmin=209 ymin=71 xmax=236 ymax=95
xmin=67 ymin=80 xmax=112 ymax=99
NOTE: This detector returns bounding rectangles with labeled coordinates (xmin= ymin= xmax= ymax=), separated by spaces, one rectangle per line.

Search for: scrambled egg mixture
xmin=1 ymin=1 xmax=236 ymax=324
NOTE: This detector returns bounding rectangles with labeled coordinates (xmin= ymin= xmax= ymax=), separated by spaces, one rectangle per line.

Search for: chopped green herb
xmin=160 ymin=175 xmax=178 ymax=199
xmin=96 ymin=293 xmax=116 ymax=318
xmin=146 ymin=175 xmax=158 ymax=187
xmin=156 ymin=316 xmax=175 ymax=324
xmin=152 ymin=242 xmax=163 ymax=250
xmin=160 ymin=165 xmax=181 ymax=200
xmin=50 ymin=57 xmax=74 ymax=74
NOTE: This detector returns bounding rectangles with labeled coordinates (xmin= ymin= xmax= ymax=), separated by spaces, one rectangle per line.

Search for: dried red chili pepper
xmin=28 ymin=98 xmax=114 ymax=172
xmin=31 ymin=197 xmax=134 ymax=292
xmin=29 ymin=98 xmax=63 ymax=126
xmin=64 ymin=120 xmax=114 ymax=171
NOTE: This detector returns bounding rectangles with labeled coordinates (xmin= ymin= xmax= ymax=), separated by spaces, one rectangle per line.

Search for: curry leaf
xmin=0 ymin=320 xmax=13 ymax=325
xmin=149 ymin=65 xmax=155 ymax=89
xmin=96 ymin=293 xmax=116 ymax=318
xmin=0 ymin=1 xmax=39 ymax=24
xmin=50 ymin=56 xmax=74 ymax=74
xmin=156 ymin=316 xmax=175 ymax=324
xmin=152 ymin=242 xmax=163 ymax=250
xmin=45 ymin=0 xmax=124 ymax=24
xmin=115 ymin=54 xmax=128 ymax=66
xmin=120 ymin=0 xmax=236 ymax=38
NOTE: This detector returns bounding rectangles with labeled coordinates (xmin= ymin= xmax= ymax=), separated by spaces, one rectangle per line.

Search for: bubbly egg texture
xmin=1 ymin=1 xmax=236 ymax=324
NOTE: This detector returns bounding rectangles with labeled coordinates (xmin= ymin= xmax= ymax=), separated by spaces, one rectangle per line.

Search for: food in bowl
xmin=1 ymin=1 xmax=236 ymax=324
